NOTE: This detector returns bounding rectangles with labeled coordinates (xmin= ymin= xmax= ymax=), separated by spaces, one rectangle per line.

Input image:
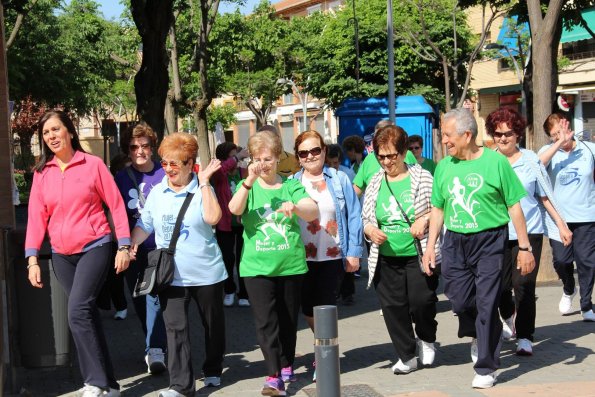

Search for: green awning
xmin=479 ymin=84 xmax=521 ymax=95
xmin=561 ymin=8 xmax=595 ymax=44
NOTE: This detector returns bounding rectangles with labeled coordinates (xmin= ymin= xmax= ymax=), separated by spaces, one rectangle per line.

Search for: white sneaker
xmin=559 ymin=288 xmax=577 ymax=314
xmin=238 ymin=298 xmax=250 ymax=307
xmin=391 ymin=357 xmax=418 ymax=374
xmin=81 ymin=385 xmax=121 ymax=397
xmin=417 ymin=340 xmax=435 ymax=366
xmin=470 ymin=338 xmax=478 ymax=364
xmin=113 ymin=309 xmax=127 ymax=320
xmin=582 ymin=309 xmax=595 ymax=321
xmin=158 ymin=389 xmax=185 ymax=397
xmin=516 ymin=338 xmax=533 ymax=356
xmin=204 ymin=376 xmax=221 ymax=387
xmin=502 ymin=314 xmax=516 ymax=341
xmin=223 ymin=293 xmax=235 ymax=307
xmin=379 ymin=309 xmax=384 ymax=316
xmin=145 ymin=348 xmax=166 ymax=374
xmin=472 ymin=371 xmax=497 ymax=388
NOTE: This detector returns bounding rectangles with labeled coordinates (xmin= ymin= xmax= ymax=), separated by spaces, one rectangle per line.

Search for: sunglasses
xmin=376 ymin=153 xmax=399 ymax=161
xmin=297 ymin=147 xmax=322 ymax=159
xmin=409 ymin=146 xmax=421 ymax=150
xmin=492 ymin=131 xmax=516 ymax=139
xmin=160 ymin=159 xmax=189 ymax=169
xmin=129 ymin=143 xmax=151 ymax=152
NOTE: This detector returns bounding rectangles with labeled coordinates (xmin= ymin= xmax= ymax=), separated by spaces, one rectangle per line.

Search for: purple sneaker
xmin=261 ymin=376 xmax=286 ymax=396
xmin=280 ymin=366 xmax=296 ymax=382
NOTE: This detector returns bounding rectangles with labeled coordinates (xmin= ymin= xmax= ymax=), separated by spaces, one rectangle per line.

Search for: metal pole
xmin=505 ymin=47 xmax=526 ymax=121
xmin=302 ymin=90 xmax=308 ymax=133
xmin=387 ymin=0 xmax=395 ymax=123
xmin=314 ymin=305 xmax=340 ymax=397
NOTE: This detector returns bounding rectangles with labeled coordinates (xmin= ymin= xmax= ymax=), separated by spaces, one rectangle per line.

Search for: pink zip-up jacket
xmin=25 ymin=151 xmax=131 ymax=257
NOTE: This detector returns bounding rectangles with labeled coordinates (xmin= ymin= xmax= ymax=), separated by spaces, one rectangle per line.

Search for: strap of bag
xmin=168 ymin=192 xmax=195 ymax=253
xmin=126 ymin=167 xmax=146 ymax=206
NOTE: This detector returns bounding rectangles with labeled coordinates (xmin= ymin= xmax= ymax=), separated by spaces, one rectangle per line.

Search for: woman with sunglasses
xmin=408 ymin=135 xmax=436 ymax=175
xmin=229 ymin=130 xmax=318 ymax=396
xmin=291 ymin=130 xmax=363 ymax=382
xmin=485 ymin=108 xmax=572 ymax=355
xmin=538 ymin=112 xmax=595 ymax=322
xmin=114 ymin=123 xmax=168 ymax=374
xmin=25 ymin=110 xmax=131 ymax=396
xmin=131 ymin=132 xmax=227 ymax=397
xmin=362 ymin=125 xmax=440 ymax=374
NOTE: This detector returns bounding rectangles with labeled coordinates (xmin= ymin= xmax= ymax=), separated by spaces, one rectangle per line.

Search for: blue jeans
xmin=125 ymin=245 xmax=167 ymax=353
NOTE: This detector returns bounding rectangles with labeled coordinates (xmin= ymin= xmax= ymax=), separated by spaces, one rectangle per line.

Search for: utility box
xmin=335 ymin=96 xmax=437 ymax=160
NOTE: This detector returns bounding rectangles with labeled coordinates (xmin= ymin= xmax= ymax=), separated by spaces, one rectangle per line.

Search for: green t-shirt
xmin=238 ymin=178 xmax=310 ymax=276
xmin=376 ymin=176 xmax=417 ymax=257
xmin=431 ymin=148 xmax=526 ymax=234
xmin=353 ymin=150 xmax=417 ymax=191
xmin=228 ymin=173 xmax=243 ymax=227
xmin=421 ymin=158 xmax=436 ymax=175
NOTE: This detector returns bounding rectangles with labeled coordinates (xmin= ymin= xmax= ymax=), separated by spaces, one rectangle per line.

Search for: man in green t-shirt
xmin=422 ymin=109 xmax=535 ymax=389
xmin=353 ymin=119 xmax=417 ymax=196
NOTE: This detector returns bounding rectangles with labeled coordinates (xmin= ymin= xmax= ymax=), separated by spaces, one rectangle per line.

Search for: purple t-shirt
xmin=115 ymin=162 xmax=165 ymax=249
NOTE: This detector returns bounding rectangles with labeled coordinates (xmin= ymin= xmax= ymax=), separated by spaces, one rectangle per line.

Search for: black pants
xmin=499 ymin=234 xmax=543 ymax=341
xmin=159 ymin=283 xmax=226 ymax=396
xmin=551 ymin=222 xmax=595 ymax=312
xmin=97 ymin=243 xmax=127 ymax=311
xmin=442 ymin=226 xmax=506 ymax=375
xmin=302 ymin=259 xmax=343 ymax=317
xmin=244 ymin=275 xmax=303 ymax=376
xmin=216 ymin=227 xmax=248 ymax=299
xmin=52 ymin=244 xmax=118 ymax=390
xmin=373 ymin=255 xmax=438 ymax=362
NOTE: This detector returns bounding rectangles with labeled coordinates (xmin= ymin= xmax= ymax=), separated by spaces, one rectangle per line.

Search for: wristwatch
xmin=118 ymin=245 xmax=130 ymax=252
xmin=518 ymin=245 xmax=532 ymax=253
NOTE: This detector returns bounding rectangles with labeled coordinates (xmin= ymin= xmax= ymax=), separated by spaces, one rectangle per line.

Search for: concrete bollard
xmin=314 ymin=305 xmax=340 ymax=397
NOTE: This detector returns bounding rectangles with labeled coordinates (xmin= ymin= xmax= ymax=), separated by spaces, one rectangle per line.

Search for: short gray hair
xmin=375 ymin=119 xmax=393 ymax=132
xmin=443 ymin=108 xmax=477 ymax=139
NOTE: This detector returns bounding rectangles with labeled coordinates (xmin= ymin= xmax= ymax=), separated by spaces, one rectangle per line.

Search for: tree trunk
xmin=442 ymin=58 xmax=451 ymax=112
xmin=194 ymin=101 xmax=210 ymax=169
xmin=164 ymin=90 xmax=176 ymax=135
xmin=131 ymin=0 xmax=174 ymax=142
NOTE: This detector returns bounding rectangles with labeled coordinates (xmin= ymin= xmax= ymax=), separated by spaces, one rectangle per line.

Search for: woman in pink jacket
xmin=25 ymin=110 xmax=130 ymax=397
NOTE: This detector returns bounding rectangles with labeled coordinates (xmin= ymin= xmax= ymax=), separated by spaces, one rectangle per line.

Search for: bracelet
xmin=118 ymin=245 xmax=130 ymax=252
xmin=27 ymin=263 xmax=40 ymax=270
xmin=242 ymin=182 xmax=252 ymax=190
xmin=198 ymin=183 xmax=210 ymax=189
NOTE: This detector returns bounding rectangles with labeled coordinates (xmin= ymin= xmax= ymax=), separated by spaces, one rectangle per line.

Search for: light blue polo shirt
xmin=136 ymin=174 xmax=227 ymax=287
xmin=538 ymin=141 xmax=595 ymax=223
xmin=507 ymin=149 xmax=545 ymax=240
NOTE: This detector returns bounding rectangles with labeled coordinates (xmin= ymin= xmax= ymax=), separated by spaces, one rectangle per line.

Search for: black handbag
xmin=133 ymin=192 xmax=195 ymax=297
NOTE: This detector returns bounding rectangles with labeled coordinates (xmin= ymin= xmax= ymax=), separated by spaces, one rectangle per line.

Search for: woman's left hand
xmin=345 ymin=256 xmax=360 ymax=273
xmin=276 ymin=201 xmax=296 ymax=218
xmin=410 ymin=217 xmax=427 ymax=239
xmin=516 ymin=251 xmax=535 ymax=276
xmin=115 ymin=250 xmax=130 ymax=274
xmin=198 ymin=159 xmax=222 ymax=184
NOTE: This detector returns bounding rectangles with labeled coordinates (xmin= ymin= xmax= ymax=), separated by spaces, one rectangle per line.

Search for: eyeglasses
xmin=160 ymin=159 xmax=189 ymax=169
xmin=129 ymin=143 xmax=151 ymax=152
xmin=492 ymin=130 xmax=516 ymax=139
xmin=297 ymin=147 xmax=322 ymax=159
xmin=376 ymin=153 xmax=399 ymax=161
xmin=409 ymin=146 xmax=421 ymax=151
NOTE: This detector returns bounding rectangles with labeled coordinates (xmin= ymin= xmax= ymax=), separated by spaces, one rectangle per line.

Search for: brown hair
xmin=485 ymin=108 xmax=526 ymax=140
xmin=248 ymin=130 xmax=283 ymax=158
xmin=158 ymin=132 xmax=198 ymax=165
xmin=121 ymin=122 xmax=158 ymax=155
xmin=293 ymin=130 xmax=326 ymax=161
xmin=34 ymin=110 xmax=85 ymax=172
xmin=373 ymin=125 xmax=408 ymax=155
xmin=342 ymin=135 xmax=366 ymax=154
xmin=408 ymin=134 xmax=424 ymax=147
xmin=543 ymin=113 xmax=567 ymax=137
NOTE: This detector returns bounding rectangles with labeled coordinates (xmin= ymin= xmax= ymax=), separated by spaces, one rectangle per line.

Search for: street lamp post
xmin=277 ymin=78 xmax=308 ymax=132
xmin=484 ymin=43 xmax=527 ymax=120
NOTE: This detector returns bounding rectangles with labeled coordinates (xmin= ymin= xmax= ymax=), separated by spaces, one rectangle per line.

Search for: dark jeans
xmin=374 ymin=255 xmax=438 ymax=362
xmin=499 ymin=234 xmax=543 ymax=340
xmin=216 ymin=227 xmax=248 ymax=299
xmin=551 ymin=222 xmax=595 ymax=312
xmin=52 ymin=244 xmax=118 ymax=390
xmin=442 ymin=226 xmax=507 ymax=375
xmin=124 ymin=245 xmax=167 ymax=353
xmin=159 ymin=283 xmax=226 ymax=396
xmin=244 ymin=274 xmax=304 ymax=376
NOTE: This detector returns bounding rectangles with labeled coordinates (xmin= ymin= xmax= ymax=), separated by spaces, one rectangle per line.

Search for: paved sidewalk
xmin=11 ymin=276 xmax=595 ymax=397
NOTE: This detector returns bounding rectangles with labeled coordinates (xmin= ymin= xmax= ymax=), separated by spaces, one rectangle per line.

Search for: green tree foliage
xmin=207 ymin=103 xmax=237 ymax=131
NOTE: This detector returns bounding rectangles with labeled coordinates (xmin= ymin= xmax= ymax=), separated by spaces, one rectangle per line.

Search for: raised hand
xmin=198 ymin=159 xmax=222 ymax=184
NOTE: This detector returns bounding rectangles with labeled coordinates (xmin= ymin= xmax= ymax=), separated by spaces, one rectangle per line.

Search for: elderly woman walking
xmin=362 ymin=125 xmax=440 ymax=375
xmin=131 ymin=132 xmax=227 ymax=397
